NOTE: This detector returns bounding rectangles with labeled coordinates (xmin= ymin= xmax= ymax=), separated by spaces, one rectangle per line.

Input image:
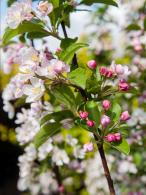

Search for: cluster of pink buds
xmin=105 ymin=133 xmax=122 ymax=142
xmin=101 ymin=115 xmax=111 ymax=128
xmin=79 ymin=111 xmax=95 ymax=127
xmin=102 ymin=100 xmax=111 ymax=111
xmin=99 ymin=66 xmax=114 ymax=78
xmin=87 ymin=60 xmax=97 ymax=69
xmin=118 ymin=79 xmax=130 ymax=91
xmin=120 ymin=111 xmax=131 ymax=121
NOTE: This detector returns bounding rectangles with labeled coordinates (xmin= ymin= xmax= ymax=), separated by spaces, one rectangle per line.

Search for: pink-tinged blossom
xmin=111 ymin=61 xmax=131 ymax=80
xmin=2 ymin=43 xmax=24 ymax=74
xmin=118 ymin=80 xmax=130 ymax=91
xmin=101 ymin=115 xmax=110 ymax=128
xmin=19 ymin=47 xmax=39 ymax=75
xmin=38 ymin=1 xmax=53 ymax=16
xmin=87 ymin=60 xmax=97 ymax=69
xmin=36 ymin=59 xmax=70 ymax=79
xmin=83 ymin=143 xmax=94 ymax=152
xmin=120 ymin=111 xmax=131 ymax=121
xmin=79 ymin=111 xmax=89 ymax=119
xmin=102 ymin=100 xmax=111 ymax=111
xmin=23 ymin=77 xmax=45 ymax=103
xmin=132 ymin=37 xmax=143 ymax=52
xmin=86 ymin=120 xmax=95 ymax=127
xmin=6 ymin=0 xmax=33 ymax=29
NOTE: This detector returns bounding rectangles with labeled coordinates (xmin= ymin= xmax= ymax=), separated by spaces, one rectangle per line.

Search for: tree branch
xmin=94 ymin=134 xmax=116 ymax=195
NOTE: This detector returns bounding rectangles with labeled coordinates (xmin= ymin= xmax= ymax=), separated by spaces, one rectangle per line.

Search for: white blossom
xmin=38 ymin=139 xmax=53 ymax=161
xmin=6 ymin=0 xmax=33 ymax=29
xmin=23 ymin=77 xmax=45 ymax=103
xmin=52 ymin=146 xmax=70 ymax=166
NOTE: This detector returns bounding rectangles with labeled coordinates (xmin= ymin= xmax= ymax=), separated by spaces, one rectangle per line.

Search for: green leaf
xmin=7 ymin=0 xmax=16 ymax=6
xmin=2 ymin=20 xmax=49 ymax=45
xmin=75 ymin=119 xmax=93 ymax=132
xmin=144 ymin=19 xmax=146 ymax=31
xmin=68 ymin=67 xmax=92 ymax=89
xmin=61 ymin=38 xmax=78 ymax=50
xmin=60 ymin=43 xmax=88 ymax=64
xmin=27 ymin=31 xmax=49 ymax=39
xmin=126 ymin=24 xmax=141 ymax=31
xmin=51 ymin=84 xmax=77 ymax=112
xmin=111 ymin=138 xmax=130 ymax=155
xmin=34 ymin=122 xmax=60 ymax=148
xmin=40 ymin=110 xmax=74 ymax=126
xmin=50 ymin=0 xmax=60 ymax=8
xmin=111 ymin=102 xmax=121 ymax=122
xmin=85 ymin=101 xmax=100 ymax=128
xmin=81 ymin=0 xmax=118 ymax=7
xmin=86 ymin=75 xmax=101 ymax=93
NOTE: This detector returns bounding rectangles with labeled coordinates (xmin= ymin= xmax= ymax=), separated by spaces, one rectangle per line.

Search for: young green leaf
xmin=51 ymin=84 xmax=77 ymax=112
xmin=81 ymin=0 xmax=118 ymax=7
xmin=111 ymin=102 xmax=121 ymax=122
xmin=68 ymin=67 xmax=92 ymax=89
xmin=40 ymin=110 xmax=74 ymax=127
xmin=126 ymin=24 xmax=141 ymax=31
xmin=59 ymin=43 xmax=88 ymax=64
xmin=85 ymin=101 xmax=100 ymax=128
xmin=111 ymin=138 xmax=130 ymax=155
xmin=34 ymin=122 xmax=60 ymax=148
xmin=2 ymin=20 xmax=49 ymax=45
xmin=61 ymin=38 xmax=78 ymax=50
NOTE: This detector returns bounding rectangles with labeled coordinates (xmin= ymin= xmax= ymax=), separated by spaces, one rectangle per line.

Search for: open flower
xmin=111 ymin=61 xmax=131 ymax=80
xmin=6 ymin=0 xmax=33 ymax=29
xmin=19 ymin=47 xmax=39 ymax=75
xmin=23 ymin=77 xmax=45 ymax=103
xmin=36 ymin=59 xmax=70 ymax=79
xmin=38 ymin=1 xmax=53 ymax=16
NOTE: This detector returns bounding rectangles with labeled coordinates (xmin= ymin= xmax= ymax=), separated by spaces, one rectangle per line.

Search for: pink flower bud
xmin=83 ymin=143 xmax=94 ymax=152
xmin=87 ymin=60 xmax=97 ymax=69
xmin=114 ymin=133 xmax=122 ymax=141
xmin=106 ymin=134 xmax=116 ymax=142
xmin=58 ymin=185 xmax=65 ymax=193
xmin=79 ymin=111 xmax=89 ymax=119
xmin=101 ymin=115 xmax=110 ymax=128
xmin=102 ymin=100 xmax=111 ymax=111
xmin=106 ymin=69 xmax=114 ymax=78
xmin=118 ymin=80 xmax=130 ymax=91
xmin=86 ymin=120 xmax=95 ymax=127
xmin=120 ymin=111 xmax=130 ymax=121
xmin=99 ymin=66 xmax=108 ymax=76
xmin=99 ymin=67 xmax=113 ymax=78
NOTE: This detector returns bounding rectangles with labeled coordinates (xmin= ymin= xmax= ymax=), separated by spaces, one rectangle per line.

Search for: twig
xmin=94 ymin=134 xmax=116 ymax=195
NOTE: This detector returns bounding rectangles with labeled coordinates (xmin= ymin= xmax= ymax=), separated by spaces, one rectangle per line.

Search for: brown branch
xmin=94 ymin=134 xmax=116 ymax=195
